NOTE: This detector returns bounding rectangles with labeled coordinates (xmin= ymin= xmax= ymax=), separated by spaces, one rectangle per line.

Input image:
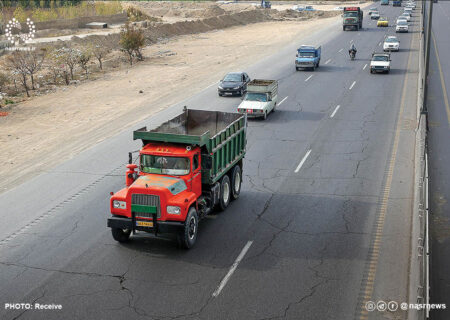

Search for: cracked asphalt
xmin=0 ymin=3 xmax=421 ymax=320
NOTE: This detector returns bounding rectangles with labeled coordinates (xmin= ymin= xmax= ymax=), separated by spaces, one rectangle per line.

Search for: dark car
xmin=218 ymin=72 xmax=250 ymax=97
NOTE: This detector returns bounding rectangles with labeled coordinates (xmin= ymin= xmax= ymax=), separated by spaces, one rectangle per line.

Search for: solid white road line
xmin=325 ymin=59 xmax=331 ymax=64
xmin=305 ymin=75 xmax=313 ymax=82
xmin=330 ymin=105 xmax=341 ymax=118
xmin=363 ymin=64 xmax=368 ymax=70
xmin=378 ymin=42 xmax=381 ymax=46
xmin=206 ymin=81 xmax=218 ymax=89
xmin=279 ymin=96 xmax=288 ymax=105
xmin=212 ymin=241 xmax=253 ymax=298
xmin=350 ymin=39 xmax=354 ymax=43
xmin=349 ymin=81 xmax=356 ymax=90
xmin=338 ymin=48 xmax=343 ymax=53
xmin=295 ymin=149 xmax=312 ymax=173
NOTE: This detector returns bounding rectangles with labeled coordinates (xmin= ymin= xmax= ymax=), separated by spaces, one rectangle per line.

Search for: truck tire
xmin=343 ymin=26 xmax=345 ymax=31
xmin=111 ymin=227 xmax=131 ymax=243
xmin=296 ymin=67 xmax=299 ymax=71
xmin=218 ymin=175 xmax=231 ymax=211
xmin=273 ymin=102 xmax=276 ymax=112
xmin=263 ymin=111 xmax=268 ymax=120
xmin=178 ymin=207 xmax=199 ymax=249
xmin=230 ymin=165 xmax=242 ymax=200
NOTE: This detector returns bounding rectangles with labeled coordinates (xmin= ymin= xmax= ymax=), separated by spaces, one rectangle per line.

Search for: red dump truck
xmin=107 ymin=108 xmax=247 ymax=248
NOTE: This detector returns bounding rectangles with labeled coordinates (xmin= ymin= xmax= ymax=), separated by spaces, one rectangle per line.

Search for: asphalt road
xmin=0 ymin=4 xmax=422 ymax=320
xmin=427 ymin=1 xmax=450 ymax=319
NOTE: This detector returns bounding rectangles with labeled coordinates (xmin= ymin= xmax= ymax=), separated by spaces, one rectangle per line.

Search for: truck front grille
xmin=131 ymin=194 xmax=161 ymax=219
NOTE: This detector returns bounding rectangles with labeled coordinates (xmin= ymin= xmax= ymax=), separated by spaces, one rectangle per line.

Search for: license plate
xmin=136 ymin=221 xmax=153 ymax=227
xmin=225 ymin=92 xmax=232 ymax=95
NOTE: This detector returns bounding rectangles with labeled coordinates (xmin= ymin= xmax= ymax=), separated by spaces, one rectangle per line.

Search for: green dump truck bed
xmin=134 ymin=109 xmax=247 ymax=184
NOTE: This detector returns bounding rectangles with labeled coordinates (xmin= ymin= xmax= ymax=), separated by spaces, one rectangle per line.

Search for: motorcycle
xmin=349 ymin=50 xmax=356 ymax=60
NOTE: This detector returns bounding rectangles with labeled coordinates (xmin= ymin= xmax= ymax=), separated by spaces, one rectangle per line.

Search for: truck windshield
xmin=344 ymin=12 xmax=358 ymax=17
xmin=373 ymin=56 xmax=389 ymax=61
xmin=245 ymin=92 xmax=267 ymax=102
xmin=140 ymin=155 xmax=190 ymax=176
xmin=298 ymin=52 xmax=315 ymax=58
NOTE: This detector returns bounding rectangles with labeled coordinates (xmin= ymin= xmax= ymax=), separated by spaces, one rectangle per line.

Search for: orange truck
xmin=107 ymin=108 xmax=247 ymax=248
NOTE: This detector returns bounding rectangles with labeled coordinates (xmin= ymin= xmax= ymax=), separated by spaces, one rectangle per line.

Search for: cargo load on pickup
xmin=108 ymin=108 xmax=247 ymax=248
xmin=238 ymin=79 xmax=278 ymax=120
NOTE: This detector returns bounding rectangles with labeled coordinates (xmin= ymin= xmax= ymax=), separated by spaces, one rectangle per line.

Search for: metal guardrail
xmin=415 ymin=1 xmax=430 ymax=319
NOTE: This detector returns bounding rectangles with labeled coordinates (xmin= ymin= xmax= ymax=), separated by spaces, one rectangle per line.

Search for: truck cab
xmin=370 ymin=53 xmax=391 ymax=74
xmin=343 ymin=7 xmax=363 ymax=31
xmin=238 ymin=79 xmax=278 ymax=120
xmin=295 ymin=45 xmax=321 ymax=71
xmin=108 ymin=109 xmax=247 ymax=248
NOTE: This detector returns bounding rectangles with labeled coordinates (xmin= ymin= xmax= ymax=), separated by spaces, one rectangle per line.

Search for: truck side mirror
xmin=202 ymin=155 xmax=213 ymax=170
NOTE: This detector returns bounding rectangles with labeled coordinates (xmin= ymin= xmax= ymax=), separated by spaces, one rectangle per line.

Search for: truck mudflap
xmin=108 ymin=215 xmax=184 ymax=235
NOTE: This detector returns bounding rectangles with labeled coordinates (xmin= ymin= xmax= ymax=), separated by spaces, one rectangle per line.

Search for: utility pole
xmin=423 ymin=0 xmax=434 ymax=115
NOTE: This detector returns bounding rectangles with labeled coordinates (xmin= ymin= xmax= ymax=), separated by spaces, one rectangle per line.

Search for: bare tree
xmin=24 ymin=48 xmax=47 ymax=90
xmin=6 ymin=51 xmax=31 ymax=97
xmin=77 ymin=47 xmax=92 ymax=78
xmin=120 ymin=24 xmax=145 ymax=65
xmin=53 ymin=47 xmax=81 ymax=81
xmin=90 ymin=38 xmax=112 ymax=70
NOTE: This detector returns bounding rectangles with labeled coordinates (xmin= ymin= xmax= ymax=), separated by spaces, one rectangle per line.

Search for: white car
xmin=404 ymin=8 xmax=413 ymax=15
xmin=399 ymin=13 xmax=411 ymax=21
xmin=384 ymin=36 xmax=400 ymax=52
xmin=370 ymin=53 xmax=391 ymax=74
xmin=397 ymin=17 xmax=408 ymax=25
xmin=396 ymin=20 xmax=409 ymax=32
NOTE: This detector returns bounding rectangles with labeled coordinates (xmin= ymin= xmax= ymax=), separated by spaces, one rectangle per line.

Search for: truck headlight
xmin=167 ymin=206 xmax=181 ymax=215
xmin=218 ymin=85 xmax=223 ymax=89
xmin=113 ymin=200 xmax=126 ymax=209
xmin=233 ymin=86 xmax=240 ymax=89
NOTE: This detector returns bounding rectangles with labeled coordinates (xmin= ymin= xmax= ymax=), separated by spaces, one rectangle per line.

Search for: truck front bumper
xmin=108 ymin=215 xmax=184 ymax=234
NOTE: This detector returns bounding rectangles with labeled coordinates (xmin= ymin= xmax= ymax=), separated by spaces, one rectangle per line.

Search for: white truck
xmin=237 ymin=79 xmax=278 ymax=120
xmin=370 ymin=53 xmax=391 ymax=74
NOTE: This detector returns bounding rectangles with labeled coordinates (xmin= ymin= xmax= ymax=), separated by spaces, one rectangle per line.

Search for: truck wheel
xmin=178 ymin=207 xmax=198 ymax=249
xmin=111 ymin=228 xmax=131 ymax=243
xmin=273 ymin=102 xmax=276 ymax=112
xmin=295 ymin=67 xmax=299 ymax=71
xmin=343 ymin=26 xmax=345 ymax=31
xmin=230 ymin=165 xmax=242 ymax=200
xmin=218 ymin=175 xmax=231 ymax=211
xmin=263 ymin=111 xmax=268 ymax=120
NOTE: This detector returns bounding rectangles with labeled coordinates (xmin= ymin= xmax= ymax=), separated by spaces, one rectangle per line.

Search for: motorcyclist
xmin=349 ymin=44 xmax=357 ymax=58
